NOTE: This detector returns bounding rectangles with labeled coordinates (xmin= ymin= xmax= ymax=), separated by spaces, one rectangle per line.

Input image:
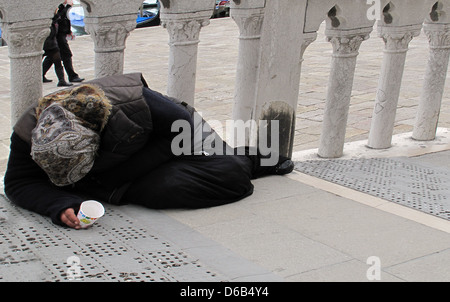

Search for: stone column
xmin=161 ymin=12 xmax=211 ymax=106
xmin=413 ymin=22 xmax=450 ymax=141
xmin=318 ymin=28 xmax=371 ymax=158
xmin=231 ymin=8 xmax=265 ymax=124
xmin=367 ymin=24 xmax=422 ymax=149
xmin=251 ymin=0 xmax=308 ymax=158
xmin=2 ymin=20 xmax=51 ymax=124
xmin=84 ymin=15 xmax=137 ymax=78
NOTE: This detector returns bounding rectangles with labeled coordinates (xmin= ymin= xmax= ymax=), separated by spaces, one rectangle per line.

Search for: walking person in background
xmin=42 ymin=12 xmax=73 ymax=87
xmin=55 ymin=0 xmax=85 ymax=84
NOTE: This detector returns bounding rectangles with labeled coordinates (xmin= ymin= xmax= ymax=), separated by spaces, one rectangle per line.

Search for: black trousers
xmin=122 ymin=153 xmax=255 ymax=209
xmin=42 ymin=49 xmax=65 ymax=82
xmin=57 ymin=34 xmax=79 ymax=80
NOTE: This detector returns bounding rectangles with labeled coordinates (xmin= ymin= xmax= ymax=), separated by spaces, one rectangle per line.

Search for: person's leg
xmin=62 ymin=56 xmax=79 ymax=80
xmin=51 ymin=51 xmax=72 ymax=87
xmin=42 ymin=55 xmax=54 ymax=82
xmin=57 ymin=35 xmax=84 ymax=82
xmin=122 ymin=155 xmax=254 ymax=209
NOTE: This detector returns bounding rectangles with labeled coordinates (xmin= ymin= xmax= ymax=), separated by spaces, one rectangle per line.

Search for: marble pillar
xmin=231 ymin=8 xmax=264 ymax=123
xmin=367 ymin=24 xmax=422 ymax=149
xmin=251 ymin=0 xmax=308 ymax=158
xmin=0 ymin=0 xmax=62 ymax=125
xmin=161 ymin=12 xmax=211 ymax=106
xmin=413 ymin=22 xmax=450 ymax=141
xmin=2 ymin=20 xmax=51 ymax=124
xmin=84 ymin=15 xmax=137 ymax=78
xmin=318 ymin=28 xmax=372 ymax=158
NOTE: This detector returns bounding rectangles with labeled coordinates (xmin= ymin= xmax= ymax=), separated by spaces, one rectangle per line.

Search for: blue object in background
xmin=69 ymin=0 xmax=160 ymax=35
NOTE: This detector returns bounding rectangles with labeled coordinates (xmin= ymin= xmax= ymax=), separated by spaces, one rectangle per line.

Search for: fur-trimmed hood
xmin=36 ymin=84 xmax=112 ymax=133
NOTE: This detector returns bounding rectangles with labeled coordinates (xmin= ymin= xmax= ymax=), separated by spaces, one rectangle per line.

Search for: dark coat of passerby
xmin=4 ymin=73 xmax=294 ymax=229
xmin=42 ymin=14 xmax=73 ymax=87
xmin=55 ymin=0 xmax=84 ymax=83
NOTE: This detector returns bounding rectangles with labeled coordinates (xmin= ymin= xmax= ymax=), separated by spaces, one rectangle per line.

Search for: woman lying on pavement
xmin=4 ymin=73 xmax=294 ymax=229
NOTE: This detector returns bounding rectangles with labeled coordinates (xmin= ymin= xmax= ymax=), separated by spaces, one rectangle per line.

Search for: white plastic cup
xmin=77 ymin=200 xmax=105 ymax=228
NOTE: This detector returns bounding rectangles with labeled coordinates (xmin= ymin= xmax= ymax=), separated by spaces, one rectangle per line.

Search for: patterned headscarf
xmin=31 ymin=85 xmax=112 ymax=186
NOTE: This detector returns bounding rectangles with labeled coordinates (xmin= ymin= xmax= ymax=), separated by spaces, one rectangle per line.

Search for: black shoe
xmin=57 ymin=81 xmax=74 ymax=87
xmin=43 ymin=76 xmax=53 ymax=83
xmin=274 ymin=159 xmax=295 ymax=175
xmin=253 ymin=155 xmax=295 ymax=178
xmin=69 ymin=77 xmax=85 ymax=83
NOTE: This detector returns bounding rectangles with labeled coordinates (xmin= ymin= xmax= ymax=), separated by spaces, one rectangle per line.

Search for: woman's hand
xmin=60 ymin=208 xmax=81 ymax=229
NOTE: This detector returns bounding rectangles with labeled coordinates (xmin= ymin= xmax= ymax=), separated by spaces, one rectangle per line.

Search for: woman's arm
xmin=4 ymin=132 xmax=84 ymax=227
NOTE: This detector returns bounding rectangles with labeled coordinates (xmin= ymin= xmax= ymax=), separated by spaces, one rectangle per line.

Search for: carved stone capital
xmin=423 ymin=23 xmax=450 ymax=49
xmin=85 ymin=16 xmax=136 ymax=52
xmin=326 ymin=28 xmax=371 ymax=58
xmin=378 ymin=25 xmax=422 ymax=53
xmin=231 ymin=9 xmax=265 ymax=40
xmin=2 ymin=21 xmax=51 ymax=59
xmin=162 ymin=17 xmax=210 ymax=45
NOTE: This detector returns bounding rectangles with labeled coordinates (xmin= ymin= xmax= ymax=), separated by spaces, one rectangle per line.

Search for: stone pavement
xmin=0 ymin=17 xmax=450 ymax=282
